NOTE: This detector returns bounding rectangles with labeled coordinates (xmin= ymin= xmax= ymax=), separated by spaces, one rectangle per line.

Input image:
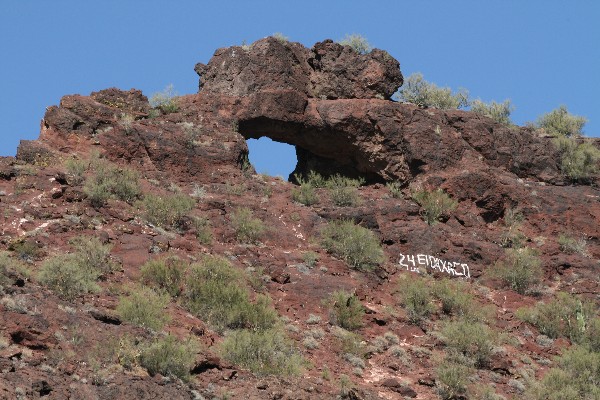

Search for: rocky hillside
xmin=1 ymin=37 xmax=599 ymax=400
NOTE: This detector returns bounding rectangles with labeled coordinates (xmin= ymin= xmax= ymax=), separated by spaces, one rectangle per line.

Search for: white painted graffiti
xmin=399 ymin=254 xmax=470 ymax=278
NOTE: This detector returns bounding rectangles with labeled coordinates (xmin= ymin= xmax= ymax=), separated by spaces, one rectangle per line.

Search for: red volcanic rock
xmin=3 ymin=38 xmax=600 ymax=400
xmin=195 ymin=37 xmax=403 ymax=100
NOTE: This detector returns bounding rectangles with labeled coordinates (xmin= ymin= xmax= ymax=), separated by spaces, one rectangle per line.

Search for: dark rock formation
xmin=195 ymin=37 xmax=403 ymax=100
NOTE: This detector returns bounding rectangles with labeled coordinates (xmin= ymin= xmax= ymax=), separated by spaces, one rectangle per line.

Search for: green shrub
xmin=69 ymin=236 xmax=115 ymax=275
xmin=10 ymin=240 xmax=41 ymax=262
xmin=583 ymin=317 xmax=600 ymax=352
xmin=553 ymin=136 xmax=600 ymax=182
xmin=0 ymin=252 xmax=25 ymax=288
xmin=219 ymin=328 xmax=303 ymax=376
xmin=303 ymin=251 xmax=319 ymax=268
xmin=500 ymin=207 xmax=526 ymax=248
xmin=471 ymin=99 xmax=514 ymax=125
xmin=537 ymin=105 xmax=587 ymax=137
xmin=436 ymin=359 xmax=471 ymax=400
xmin=64 ymin=157 xmax=87 ymax=185
xmin=191 ymin=216 xmax=212 ymax=244
xmin=143 ymin=193 xmax=194 ymax=229
xmin=184 ymin=256 xmax=278 ymax=332
xmin=326 ymin=175 xmax=364 ymax=207
xmin=338 ymin=34 xmax=372 ymax=55
xmin=149 ymin=84 xmax=179 ymax=114
xmin=491 ymin=247 xmax=542 ymax=294
xmin=441 ymin=319 xmax=496 ymax=367
xmin=84 ymin=161 xmax=140 ymax=207
xmin=38 ymin=254 xmax=100 ymax=300
xmin=526 ymin=346 xmax=600 ymax=400
xmin=305 ymin=170 xmax=328 ymax=188
xmin=411 ymin=188 xmax=458 ymax=225
xmin=139 ymin=334 xmax=197 ymax=381
xmin=433 ymin=279 xmax=483 ymax=321
xmin=398 ymin=73 xmax=469 ymax=109
xmin=38 ymin=235 xmax=115 ymax=300
xmin=328 ymin=290 xmax=364 ymax=330
xmin=397 ymin=276 xmax=434 ymax=324
xmin=386 ymin=181 xmax=403 ymax=198
xmin=117 ymin=286 xmax=170 ymax=331
xmin=230 ymin=207 xmax=265 ymax=244
xmin=321 ymin=219 xmax=383 ymax=270
xmin=558 ymin=233 xmax=587 ymax=255
xmin=140 ymin=256 xmax=187 ymax=297
xmin=516 ymin=292 xmax=595 ymax=342
xmin=272 ymin=32 xmax=289 ymax=43
xmin=331 ymin=326 xmax=365 ymax=357
xmin=291 ymin=178 xmax=319 ymax=206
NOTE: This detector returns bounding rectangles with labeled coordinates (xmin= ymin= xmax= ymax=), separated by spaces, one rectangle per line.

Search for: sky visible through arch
xmin=1 ymin=1 xmax=599 ymax=178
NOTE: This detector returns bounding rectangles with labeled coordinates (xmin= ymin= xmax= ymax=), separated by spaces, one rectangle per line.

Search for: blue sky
xmin=1 ymin=1 xmax=599 ymax=177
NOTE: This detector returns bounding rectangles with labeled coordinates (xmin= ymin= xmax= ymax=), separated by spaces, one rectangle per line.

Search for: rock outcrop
xmin=193 ymin=37 xmax=564 ymax=184
xmin=3 ymin=37 xmax=600 ymax=400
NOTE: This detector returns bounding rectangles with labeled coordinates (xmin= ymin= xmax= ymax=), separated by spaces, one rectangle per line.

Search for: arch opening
xmin=246 ymin=137 xmax=297 ymax=179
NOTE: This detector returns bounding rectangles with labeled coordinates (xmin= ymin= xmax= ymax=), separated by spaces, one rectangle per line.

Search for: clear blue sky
xmin=1 ymin=1 xmax=599 ymax=177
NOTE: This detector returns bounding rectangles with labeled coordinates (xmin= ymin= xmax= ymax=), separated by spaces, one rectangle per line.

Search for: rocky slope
xmin=0 ymin=37 xmax=599 ymax=399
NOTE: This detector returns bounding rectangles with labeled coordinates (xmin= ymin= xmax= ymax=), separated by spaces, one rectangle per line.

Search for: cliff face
xmin=1 ymin=38 xmax=599 ymax=399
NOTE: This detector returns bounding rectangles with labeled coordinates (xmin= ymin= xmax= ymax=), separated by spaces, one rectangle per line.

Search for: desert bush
xmin=526 ymin=345 xmax=600 ymax=400
xmin=84 ymin=161 xmax=140 ymax=207
xmin=397 ymin=276 xmax=434 ymax=324
xmin=491 ymin=247 xmax=542 ymax=294
xmin=184 ymin=256 xmax=277 ymax=331
xmin=139 ymin=334 xmax=197 ymax=381
xmin=537 ymin=105 xmax=587 ymax=137
xmin=38 ymin=254 xmax=100 ymax=300
xmin=291 ymin=176 xmax=319 ymax=206
xmin=304 ymin=170 xmax=328 ymax=188
xmin=118 ymin=113 xmax=135 ymax=134
xmin=326 ymin=175 xmax=364 ymax=207
xmin=0 ymin=252 xmax=25 ymax=289
xmin=64 ymin=157 xmax=87 ymax=185
xmin=338 ymin=34 xmax=372 ymax=54
xmin=558 ymin=233 xmax=587 ymax=255
xmin=328 ymin=290 xmax=364 ymax=330
xmin=331 ymin=327 xmax=365 ymax=357
xmin=272 ymin=32 xmax=289 ymax=43
xmin=441 ymin=318 xmax=496 ymax=367
xmin=140 ymin=256 xmax=187 ymax=297
xmin=230 ymin=207 xmax=265 ymax=244
xmin=470 ymin=99 xmax=514 ymax=125
xmin=191 ymin=216 xmax=212 ymax=244
xmin=516 ymin=292 xmax=595 ymax=343
xmin=149 ymin=84 xmax=179 ymax=114
xmin=553 ymin=136 xmax=600 ymax=182
xmin=411 ymin=188 xmax=457 ymax=225
xmin=142 ymin=193 xmax=194 ymax=229
xmin=398 ymin=73 xmax=469 ymax=109
xmin=38 ymin=235 xmax=115 ymax=299
xmin=433 ymin=279 xmax=481 ymax=320
xmin=117 ymin=286 xmax=170 ymax=331
xmin=69 ymin=236 xmax=115 ymax=275
xmin=386 ymin=181 xmax=403 ymax=198
xmin=321 ymin=219 xmax=383 ymax=270
xmin=500 ymin=207 xmax=526 ymax=248
xmin=303 ymin=336 xmax=319 ymax=349
xmin=436 ymin=359 xmax=471 ymax=400
xmin=303 ymin=251 xmax=319 ymax=268
xmin=219 ymin=328 xmax=303 ymax=376
xmin=10 ymin=240 xmax=41 ymax=262
xmin=583 ymin=317 xmax=600 ymax=352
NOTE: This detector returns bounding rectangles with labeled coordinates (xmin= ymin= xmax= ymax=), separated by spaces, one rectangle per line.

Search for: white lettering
xmin=398 ymin=253 xmax=471 ymax=279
